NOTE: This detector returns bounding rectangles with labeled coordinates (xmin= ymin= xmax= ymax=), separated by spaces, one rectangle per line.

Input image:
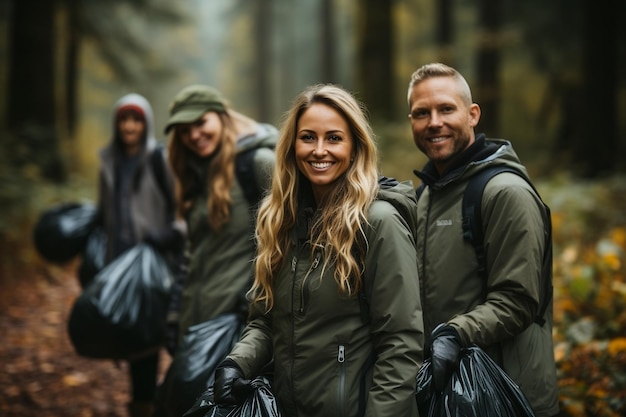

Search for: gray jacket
xmin=98 ymin=93 xmax=182 ymax=263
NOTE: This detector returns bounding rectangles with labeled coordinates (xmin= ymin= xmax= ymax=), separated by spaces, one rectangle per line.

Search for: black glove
xmin=214 ymin=358 xmax=253 ymax=405
xmin=144 ymin=227 xmax=183 ymax=253
xmin=430 ymin=324 xmax=462 ymax=392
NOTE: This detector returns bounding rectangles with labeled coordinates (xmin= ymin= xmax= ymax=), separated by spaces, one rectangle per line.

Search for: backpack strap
xmin=235 ymin=147 xmax=264 ymax=209
xmin=150 ymin=144 xmax=175 ymax=216
xmin=462 ymin=165 xmax=553 ymax=326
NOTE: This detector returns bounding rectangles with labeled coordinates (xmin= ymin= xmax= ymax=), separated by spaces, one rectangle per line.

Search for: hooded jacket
xmin=177 ymin=124 xmax=277 ymax=339
xmin=227 ymin=180 xmax=424 ymax=417
xmin=98 ymin=93 xmax=182 ymax=263
xmin=414 ymin=135 xmax=559 ymax=417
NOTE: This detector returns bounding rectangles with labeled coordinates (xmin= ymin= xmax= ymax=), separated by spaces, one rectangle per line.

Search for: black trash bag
xmin=415 ymin=345 xmax=536 ymax=417
xmin=77 ymin=226 xmax=107 ymax=288
xmin=183 ymin=376 xmax=283 ymax=417
xmin=33 ymin=202 xmax=98 ymax=263
xmin=67 ymin=243 xmax=173 ymax=360
xmin=154 ymin=314 xmax=245 ymax=417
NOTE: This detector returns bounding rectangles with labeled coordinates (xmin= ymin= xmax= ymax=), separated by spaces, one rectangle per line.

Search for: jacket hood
xmin=465 ymin=137 xmax=530 ymax=181
xmin=236 ymin=123 xmax=278 ymax=154
xmin=110 ymin=93 xmax=157 ymax=151
xmin=376 ymin=177 xmax=419 ymax=243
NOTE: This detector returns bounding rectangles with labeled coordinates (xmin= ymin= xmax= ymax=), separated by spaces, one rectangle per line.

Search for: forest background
xmin=0 ymin=1 xmax=625 ymax=416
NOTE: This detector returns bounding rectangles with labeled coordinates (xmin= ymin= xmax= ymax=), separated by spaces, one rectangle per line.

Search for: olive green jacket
xmin=177 ymin=125 xmax=277 ymax=339
xmin=414 ymin=136 xmax=559 ymax=417
xmin=228 ymin=181 xmax=424 ymax=417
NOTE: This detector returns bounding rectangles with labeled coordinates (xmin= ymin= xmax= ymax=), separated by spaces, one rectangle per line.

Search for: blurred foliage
xmin=0 ymin=130 xmax=96 ymax=283
xmin=540 ymin=175 xmax=626 ymax=416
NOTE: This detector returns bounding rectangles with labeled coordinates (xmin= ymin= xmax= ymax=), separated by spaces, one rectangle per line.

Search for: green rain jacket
xmin=177 ymin=124 xmax=277 ymax=339
xmin=414 ymin=136 xmax=559 ymax=417
xmin=228 ymin=180 xmax=424 ymax=417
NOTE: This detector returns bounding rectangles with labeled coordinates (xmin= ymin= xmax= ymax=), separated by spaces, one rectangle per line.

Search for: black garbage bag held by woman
xmin=68 ymin=243 xmax=173 ymax=360
xmin=33 ymin=202 xmax=98 ymax=264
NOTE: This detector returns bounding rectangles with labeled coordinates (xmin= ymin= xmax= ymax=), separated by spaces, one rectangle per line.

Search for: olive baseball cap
xmin=164 ymin=85 xmax=227 ymax=133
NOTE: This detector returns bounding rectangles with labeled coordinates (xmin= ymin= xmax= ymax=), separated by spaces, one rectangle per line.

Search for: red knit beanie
xmin=116 ymin=103 xmax=145 ymax=120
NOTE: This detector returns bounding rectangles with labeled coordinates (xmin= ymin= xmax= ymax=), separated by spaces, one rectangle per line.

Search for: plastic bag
xmin=67 ymin=243 xmax=173 ymax=360
xmin=77 ymin=226 xmax=107 ymax=288
xmin=154 ymin=314 xmax=245 ymax=417
xmin=415 ymin=345 xmax=536 ymax=417
xmin=183 ymin=376 xmax=283 ymax=417
xmin=33 ymin=202 xmax=98 ymax=263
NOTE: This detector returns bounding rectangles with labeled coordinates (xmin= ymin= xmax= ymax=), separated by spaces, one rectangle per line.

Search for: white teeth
xmin=429 ymin=137 xmax=446 ymax=143
xmin=311 ymin=162 xmax=332 ymax=169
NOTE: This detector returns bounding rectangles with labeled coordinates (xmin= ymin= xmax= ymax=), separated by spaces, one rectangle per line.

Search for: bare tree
xmin=7 ymin=0 xmax=65 ymax=181
xmin=475 ymin=0 xmax=501 ymax=136
xmin=320 ymin=0 xmax=336 ymax=83
xmin=357 ymin=0 xmax=394 ymax=121
xmin=509 ymin=0 xmax=625 ymax=177
xmin=4 ymin=0 xmax=186 ymax=182
xmin=255 ymin=0 xmax=272 ymax=122
xmin=436 ymin=0 xmax=454 ymax=64
xmin=576 ymin=0 xmax=620 ymax=177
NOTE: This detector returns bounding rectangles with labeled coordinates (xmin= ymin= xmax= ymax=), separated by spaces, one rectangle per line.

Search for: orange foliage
xmin=553 ymin=222 xmax=626 ymax=416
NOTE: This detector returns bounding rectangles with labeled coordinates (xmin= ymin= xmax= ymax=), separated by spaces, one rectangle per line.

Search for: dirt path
xmin=0 ymin=262 xmax=170 ymax=417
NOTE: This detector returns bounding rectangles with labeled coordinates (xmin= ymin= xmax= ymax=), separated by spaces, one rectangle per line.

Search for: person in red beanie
xmin=96 ymin=93 xmax=185 ymax=417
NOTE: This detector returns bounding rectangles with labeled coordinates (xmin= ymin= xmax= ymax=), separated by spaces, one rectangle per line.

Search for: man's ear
xmin=468 ymin=103 xmax=481 ymax=128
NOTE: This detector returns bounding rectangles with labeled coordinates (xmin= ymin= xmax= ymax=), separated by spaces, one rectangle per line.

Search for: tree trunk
xmin=65 ymin=0 xmax=81 ymax=136
xmin=475 ymin=0 xmax=501 ymax=137
xmin=7 ymin=0 xmax=66 ymax=182
xmin=255 ymin=0 xmax=272 ymax=122
xmin=320 ymin=0 xmax=336 ymax=83
xmin=357 ymin=0 xmax=394 ymax=121
xmin=436 ymin=0 xmax=454 ymax=64
xmin=574 ymin=0 xmax=619 ymax=177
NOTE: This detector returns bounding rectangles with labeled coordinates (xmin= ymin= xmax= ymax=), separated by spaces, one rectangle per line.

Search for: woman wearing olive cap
xmin=155 ymin=85 xmax=278 ymax=416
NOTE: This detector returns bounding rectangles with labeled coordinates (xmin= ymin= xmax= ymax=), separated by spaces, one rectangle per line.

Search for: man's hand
xmin=430 ymin=324 xmax=462 ymax=392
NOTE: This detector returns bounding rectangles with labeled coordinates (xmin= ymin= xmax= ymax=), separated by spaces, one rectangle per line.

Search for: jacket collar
xmin=414 ymin=134 xmax=501 ymax=187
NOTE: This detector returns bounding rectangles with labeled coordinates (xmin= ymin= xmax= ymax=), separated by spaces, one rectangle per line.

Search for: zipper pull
xmin=291 ymin=256 xmax=297 ymax=271
xmin=337 ymin=345 xmax=345 ymax=363
xmin=311 ymin=256 xmax=319 ymax=269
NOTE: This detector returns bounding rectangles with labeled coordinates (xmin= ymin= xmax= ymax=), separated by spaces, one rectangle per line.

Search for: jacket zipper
xmin=337 ymin=344 xmax=346 ymax=416
xmin=289 ymin=255 xmax=298 ymax=400
xmin=299 ymin=252 xmax=320 ymax=314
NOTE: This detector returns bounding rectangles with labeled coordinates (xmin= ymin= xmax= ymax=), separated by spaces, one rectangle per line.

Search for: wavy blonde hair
xmin=252 ymin=84 xmax=380 ymax=310
xmin=167 ymin=110 xmax=237 ymax=232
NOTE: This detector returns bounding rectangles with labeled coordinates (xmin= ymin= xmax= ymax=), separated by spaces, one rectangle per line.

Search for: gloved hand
xmin=214 ymin=358 xmax=253 ymax=405
xmin=144 ymin=227 xmax=183 ymax=253
xmin=430 ymin=323 xmax=462 ymax=392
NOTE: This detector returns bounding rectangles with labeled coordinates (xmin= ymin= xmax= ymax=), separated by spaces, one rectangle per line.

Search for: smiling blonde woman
xmin=213 ymin=84 xmax=424 ymax=417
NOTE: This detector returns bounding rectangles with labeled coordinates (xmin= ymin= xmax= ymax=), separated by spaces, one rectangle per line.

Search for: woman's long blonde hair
xmin=251 ymin=84 xmax=380 ymax=310
xmin=167 ymin=108 xmax=257 ymax=232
